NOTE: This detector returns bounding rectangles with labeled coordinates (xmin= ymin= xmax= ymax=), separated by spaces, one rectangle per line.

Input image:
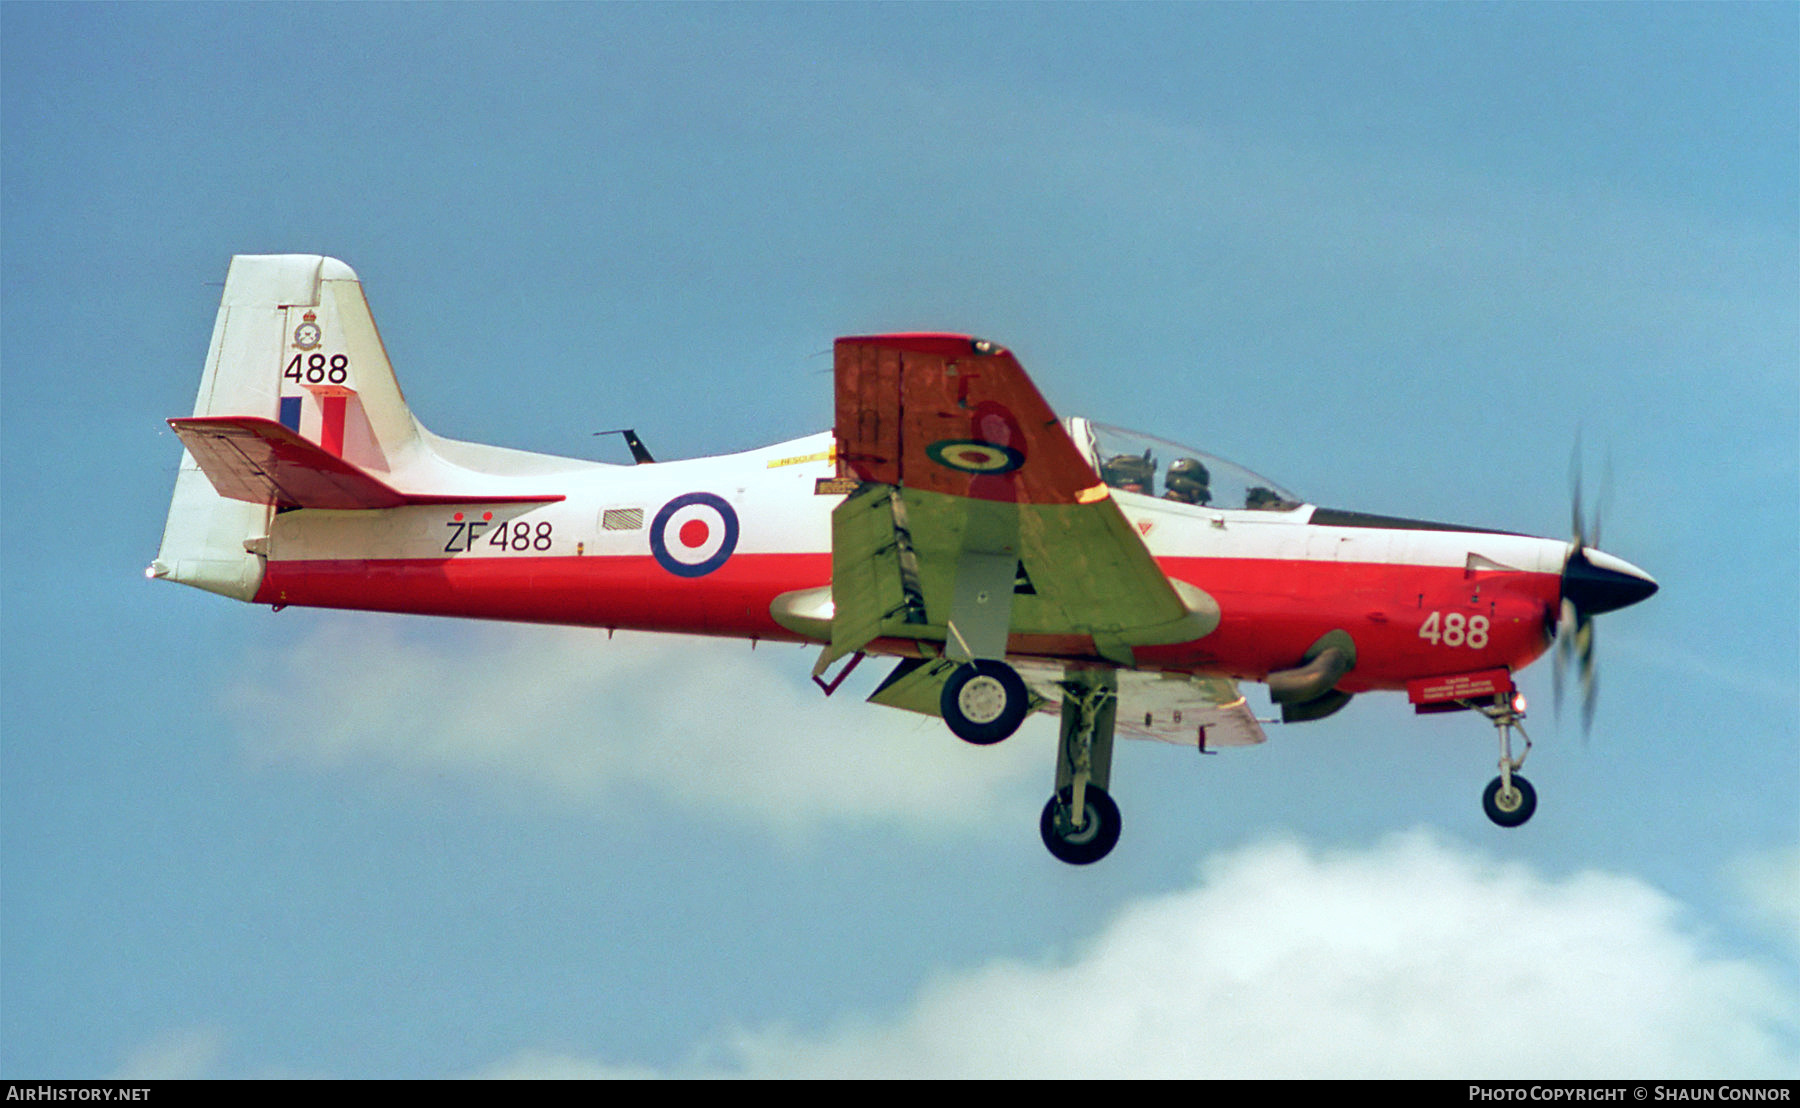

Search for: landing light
xmin=1512 ymin=692 xmax=1528 ymax=715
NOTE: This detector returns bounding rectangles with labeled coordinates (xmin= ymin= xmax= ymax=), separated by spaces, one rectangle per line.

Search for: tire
xmin=940 ymin=661 xmax=1029 ymax=745
xmin=1039 ymin=785 xmax=1122 ymax=865
xmin=1482 ymin=774 xmax=1538 ymax=828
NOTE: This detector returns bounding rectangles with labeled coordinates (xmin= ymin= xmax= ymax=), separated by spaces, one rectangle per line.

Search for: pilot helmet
xmin=1245 ymin=485 xmax=1284 ymax=509
xmin=1101 ymin=453 xmax=1155 ymax=490
xmin=1164 ymin=457 xmax=1212 ymax=504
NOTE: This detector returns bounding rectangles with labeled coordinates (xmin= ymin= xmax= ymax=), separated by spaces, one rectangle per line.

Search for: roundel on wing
xmin=925 ymin=439 xmax=1025 ymax=475
xmin=650 ymin=492 xmax=740 ymax=577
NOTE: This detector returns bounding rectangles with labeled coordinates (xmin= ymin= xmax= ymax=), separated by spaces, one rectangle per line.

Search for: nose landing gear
xmin=1476 ymin=693 xmax=1536 ymax=828
xmin=1411 ymin=671 xmax=1542 ymax=829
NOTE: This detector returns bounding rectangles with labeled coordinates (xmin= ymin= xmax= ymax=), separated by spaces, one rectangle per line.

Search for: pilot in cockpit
xmin=1245 ymin=485 xmax=1289 ymax=510
xmin=1100 ymin=453 xmax=1155 ymax=494
xmin=1163 ymin=457 xmax=1212 ymax=505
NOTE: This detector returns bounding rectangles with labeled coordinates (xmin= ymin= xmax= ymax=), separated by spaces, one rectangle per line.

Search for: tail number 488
xmin=1419 ymin=611 xmax=1489 ymax=649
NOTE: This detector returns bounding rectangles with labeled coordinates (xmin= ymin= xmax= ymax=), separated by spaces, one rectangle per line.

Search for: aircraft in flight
xmin=151 ymin=255 xmax=1658 ymax=864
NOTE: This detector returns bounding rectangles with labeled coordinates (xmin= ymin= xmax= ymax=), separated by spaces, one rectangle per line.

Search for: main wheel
xmin=1039 ymin=785 xmax=1122 ymax=865
xmin=1482 ymin=774 xmax=1538 ymax=828
xmin=940 ymin=661 xmax=1029 ymax=745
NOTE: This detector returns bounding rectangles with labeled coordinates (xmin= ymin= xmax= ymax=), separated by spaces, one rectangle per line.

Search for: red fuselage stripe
xmin=255 ymin=552 xmax=1560 ymax=691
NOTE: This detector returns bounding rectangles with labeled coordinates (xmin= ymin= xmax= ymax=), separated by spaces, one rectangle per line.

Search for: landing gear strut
xmin=1475 ymin=693 xmax=1536 ymax=828
xmin=1042 ymin=673 xmax=1121 ymax=864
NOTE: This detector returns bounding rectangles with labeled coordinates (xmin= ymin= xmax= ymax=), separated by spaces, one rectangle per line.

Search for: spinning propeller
xmin=1553 ymin=458 xmax=1658 ymax=732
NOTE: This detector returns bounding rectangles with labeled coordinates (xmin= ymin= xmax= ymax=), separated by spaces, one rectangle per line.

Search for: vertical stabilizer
xmin=149 ymin=254 xmax=428 ymax=599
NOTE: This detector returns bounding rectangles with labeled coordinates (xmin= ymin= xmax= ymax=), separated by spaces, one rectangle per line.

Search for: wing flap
xmin=169 ymin=416 xmax=563 ymax=511
xmin=826 ymin=483 xmax=924 ymax=664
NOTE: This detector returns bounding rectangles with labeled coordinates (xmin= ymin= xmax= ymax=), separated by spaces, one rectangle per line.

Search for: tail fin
xmin=149 ymin=255 xmax=429 ymax=599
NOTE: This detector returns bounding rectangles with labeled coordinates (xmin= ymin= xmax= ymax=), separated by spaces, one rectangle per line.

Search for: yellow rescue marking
xmin=768 ymin=445 xmax=836 ymax=469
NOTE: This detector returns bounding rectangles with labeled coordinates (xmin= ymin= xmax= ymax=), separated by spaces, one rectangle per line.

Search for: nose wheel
xmin=1482 ymin=774 xmax=1537 ymax=827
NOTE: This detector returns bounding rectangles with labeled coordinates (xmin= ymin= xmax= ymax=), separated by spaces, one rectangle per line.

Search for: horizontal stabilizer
xmin=169 ymin=417 xmax=563 ymax=511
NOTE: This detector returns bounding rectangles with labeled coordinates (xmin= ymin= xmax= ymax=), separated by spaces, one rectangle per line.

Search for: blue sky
xmin=3 ymin=2 xmax=1795 ymax=1078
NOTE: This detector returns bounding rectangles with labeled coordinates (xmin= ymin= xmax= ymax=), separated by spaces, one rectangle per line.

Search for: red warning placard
xmin=1407 ymin=667 xmax=1515 ymax=705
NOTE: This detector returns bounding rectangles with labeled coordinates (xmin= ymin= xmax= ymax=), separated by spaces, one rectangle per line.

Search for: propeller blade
xmin=1551 ymin=599 xmax=1601 ymax=736
xmin=1569 ymin=435 xmax=1590 ymax=548
xmin=1576 ymin=614 xmax=1598 ymax=735
xmin=1568 ymin=436 xmax=1609 ymax=550
xmin=1554 ymin=441 xmax=1654 ymax=736
xmin=1571 ymin=474 xmax=1586 ymax=549
xmin=1553 ymin=599 xmax=1575 ymax=721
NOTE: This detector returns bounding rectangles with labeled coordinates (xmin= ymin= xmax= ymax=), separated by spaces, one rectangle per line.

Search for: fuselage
xmin=253 ymin=427 xmax=1575 ymax=694
xmin=152 ymin=256 xmax=1662 ymax=858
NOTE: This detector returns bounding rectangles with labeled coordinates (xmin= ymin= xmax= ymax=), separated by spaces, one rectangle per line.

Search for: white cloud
xmin=122 ymin=833 xmax=1799 ymax=1078
xmin=213 ymin=618 xmax=1800 ymax=1078
xmin=113 ymin=1026 xmax=227 ymax=1081
xmin=469 ymin=1051 xmax=661 ymax=1080
xmin=223 ymin=617 xmax=1045 ymax=835
xmin=506 ymin=832 xmax=1798 ymax=1079
xmin=1728 ymin=845 xmax=1800 ymax=963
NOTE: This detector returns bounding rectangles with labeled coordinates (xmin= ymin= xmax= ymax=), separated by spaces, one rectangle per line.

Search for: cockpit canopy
xmin=1065 ymin=418 xmax=1303 ymax=511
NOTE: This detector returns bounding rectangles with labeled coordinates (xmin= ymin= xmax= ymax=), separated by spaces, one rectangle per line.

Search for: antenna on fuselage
xmin=595 ymin=428 xmax=655 ymax=464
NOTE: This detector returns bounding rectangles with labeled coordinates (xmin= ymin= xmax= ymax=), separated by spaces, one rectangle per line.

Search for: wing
xmin=828 ymin=334 xmax=1218 ymax=668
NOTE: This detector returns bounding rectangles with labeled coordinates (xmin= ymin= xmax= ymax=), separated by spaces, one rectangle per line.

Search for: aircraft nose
xmin=1561 ymin=547 xmax=1658 ymax=616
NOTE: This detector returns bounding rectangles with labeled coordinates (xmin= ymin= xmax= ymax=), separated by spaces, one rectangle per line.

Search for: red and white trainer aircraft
xmin=152 ymin=255 xmax=1658 ymax=864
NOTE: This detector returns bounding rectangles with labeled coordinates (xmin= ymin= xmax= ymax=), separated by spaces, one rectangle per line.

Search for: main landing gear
xmin=1042 ymin=675 xmax=1121 ymax=864
xmin=1475 ymin=693 xmax=1537 ymax=828
xmin=940 ymin=660 xmax=1031 ymax=745
xmin=1042 ymin=784 xmax=1121 ymax=866
xmin=943 ymin=660 xmax=1124 ymax=865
